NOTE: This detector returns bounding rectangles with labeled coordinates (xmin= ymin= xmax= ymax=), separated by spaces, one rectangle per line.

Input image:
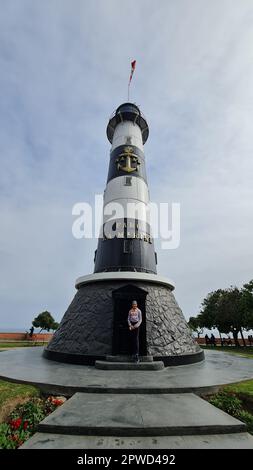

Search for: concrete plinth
xmin=37 ymin=392 xmax=246 ymax=437
xmin=0 ymin=348 xmax=253 ymax=396
xmin=106 ymin=355 xmax=154 ymax=362
xmin=95 ymin=360 xmax=164 ymax=370
xmin=1 ymin=347 xmax=253 ymax=449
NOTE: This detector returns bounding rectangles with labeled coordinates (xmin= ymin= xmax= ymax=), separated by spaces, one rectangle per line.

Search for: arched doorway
xmin=112 ymin=284 xmax=148 ymax=355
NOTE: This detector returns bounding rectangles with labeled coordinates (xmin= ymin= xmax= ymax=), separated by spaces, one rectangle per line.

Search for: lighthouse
xmin=44 ymin=102 xmax=203 ymax=366
xmin=94 ymin=102 xmax=156 ymax=275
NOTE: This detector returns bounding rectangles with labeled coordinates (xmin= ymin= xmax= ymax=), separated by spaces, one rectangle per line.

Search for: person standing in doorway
xmin=128 ymin=300 xmax=142 ymax=363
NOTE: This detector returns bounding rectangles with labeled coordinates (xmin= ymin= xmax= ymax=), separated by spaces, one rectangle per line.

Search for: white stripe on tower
xmin=104 ymin=177 xmax=149 ymax=223
xmin=111 ymin=121 xmax=144 ymax=151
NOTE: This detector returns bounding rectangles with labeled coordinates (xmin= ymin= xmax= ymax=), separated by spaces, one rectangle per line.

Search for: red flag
xmin=129 ymin=60 xmax=136 ymax=85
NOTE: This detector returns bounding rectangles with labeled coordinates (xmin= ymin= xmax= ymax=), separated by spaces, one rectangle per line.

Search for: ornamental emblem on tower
xmin=115 ymin=146 xmax=140 ymax=173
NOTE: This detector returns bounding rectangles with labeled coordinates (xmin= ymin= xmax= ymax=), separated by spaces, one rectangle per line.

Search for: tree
xmin=188 ymin=316 xmax=203 ymax=338
xmin=198 ymin=290 xmax=224 ymax=330
xmin=241 ymin=280 xmax=253 ymax=329
xmin=215 ymin=287 xmax=243 ymax=347
xmin=197 ymin=283 xmax=253 ymax=347
xmin=32 ymin=311 xmax=59 ymax=333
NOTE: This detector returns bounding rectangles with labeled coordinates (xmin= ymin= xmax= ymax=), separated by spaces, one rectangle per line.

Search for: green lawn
xmin=224 ymin=379 xmax=253 ymax=397
xmin=0 ymin=379 xmax=39 ymax=422
xmin=0 ymin=380 xmax=39 ymax=408
xmin=0 ymin=342 xmax=47 ymax=348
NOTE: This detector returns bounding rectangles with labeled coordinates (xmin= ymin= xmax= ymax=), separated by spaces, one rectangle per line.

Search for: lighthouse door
xmin=112 ymin=285 xmax=147 ymax=356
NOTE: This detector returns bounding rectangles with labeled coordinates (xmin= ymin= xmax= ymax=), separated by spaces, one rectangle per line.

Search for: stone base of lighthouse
xmin=43 ymin=273 xmax=204 ymax=366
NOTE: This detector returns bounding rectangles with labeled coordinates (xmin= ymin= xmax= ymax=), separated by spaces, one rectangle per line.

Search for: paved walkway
xmin=21 ymin=392 xmax=253 ymax=449
xmin=21 ymin=432 xmax=253 ymax=449
xmin=0 ymin=347 xmax=253 ymax=395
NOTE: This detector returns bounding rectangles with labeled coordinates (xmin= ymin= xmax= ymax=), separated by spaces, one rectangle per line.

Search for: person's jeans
xmin=130 ymin=323 xmax=139 ymax=356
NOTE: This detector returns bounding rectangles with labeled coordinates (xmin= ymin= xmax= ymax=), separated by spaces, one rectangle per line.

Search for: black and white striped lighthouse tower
xmin=94 ymin=102 xmax=156 ymax=275
xmin=44 ymin=102 xmax=203 ymax=367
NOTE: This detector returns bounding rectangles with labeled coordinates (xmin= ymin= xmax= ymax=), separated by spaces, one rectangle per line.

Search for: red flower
xmin=51 ymin=398 xmax=64 ymax=406
xmin=10 ymin=418 xmax=22 ymax=430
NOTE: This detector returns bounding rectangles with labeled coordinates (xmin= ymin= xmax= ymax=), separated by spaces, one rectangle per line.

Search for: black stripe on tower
xmin=94 ymin=218 xmax=157 ymax=274
xmin=94 ymin=238 xmax=157 ymax=274
xmin=107 ymin=145 xmax=147 ymax=184
xmin=101 ymin=218 xmax=153 ymax=240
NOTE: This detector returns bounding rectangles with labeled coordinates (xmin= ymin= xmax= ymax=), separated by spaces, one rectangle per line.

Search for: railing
xmin=108 ymin=103 xmax=147 ymax=123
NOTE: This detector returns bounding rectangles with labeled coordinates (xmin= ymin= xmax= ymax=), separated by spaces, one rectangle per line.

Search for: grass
xmin=222 ymin=380 xmax=253 ymax=414
xmin=0 ymin=380 xmax=39 ymax=423
xmin=201 ymin=345 xmax=253 ymax=359
xmin=0 ymin=380 xmax=39 ymax=408
xmin=0 ymin=342 xmax=47 ymax=348
xmin=224 ymin=379 xmax=253 ymax=397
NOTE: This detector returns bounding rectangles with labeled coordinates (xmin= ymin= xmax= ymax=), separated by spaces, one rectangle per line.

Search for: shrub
xmin=0 ymin=396 xmax=65 ymax=449
xmin=0 ymin=423 xmax=16 ymax=449
xmin=209 ymin=391 xmax=243 ymax=416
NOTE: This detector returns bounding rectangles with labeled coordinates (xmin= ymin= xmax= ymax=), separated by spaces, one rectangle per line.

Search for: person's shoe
xmin=134 ymin=355 xmax=140 ymax=363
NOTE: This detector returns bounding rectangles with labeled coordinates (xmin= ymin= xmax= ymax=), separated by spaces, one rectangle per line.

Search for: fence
xmin=0 ymin=332 xmax=53 ymax=342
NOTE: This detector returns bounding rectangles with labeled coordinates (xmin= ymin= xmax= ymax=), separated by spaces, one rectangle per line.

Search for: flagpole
xmin=128 ymin=60 xmax=136 ymax=102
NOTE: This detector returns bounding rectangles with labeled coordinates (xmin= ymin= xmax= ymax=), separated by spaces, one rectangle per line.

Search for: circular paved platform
xmin=0 ymin=348 xmax=252 ymax=396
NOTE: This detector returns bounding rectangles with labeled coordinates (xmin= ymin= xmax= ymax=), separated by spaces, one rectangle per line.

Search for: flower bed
xmin=0 ymin=395 xmax=66 ymax=449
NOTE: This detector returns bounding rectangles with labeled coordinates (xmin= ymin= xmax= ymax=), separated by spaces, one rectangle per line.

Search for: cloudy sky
xmin=0 ymin=0 xmax=253 ymax=330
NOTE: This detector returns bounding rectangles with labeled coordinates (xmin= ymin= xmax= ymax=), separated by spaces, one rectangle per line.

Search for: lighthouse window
xmin=123 ymin=240 xmax=133 ymax=253
xmin=124 ymin=176 xmax=132 ymax=186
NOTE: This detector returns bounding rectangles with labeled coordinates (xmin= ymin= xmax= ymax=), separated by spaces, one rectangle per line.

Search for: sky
xmin=0 ymin=0 xmax=253 ymax=331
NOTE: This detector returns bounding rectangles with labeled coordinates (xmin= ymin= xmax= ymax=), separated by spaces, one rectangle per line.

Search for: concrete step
xmin=106 ymin=355 xmax=154 ymax=362
xmin=21 ymin=432 xmax=253 ymax=449
xmin=38 ymin=393 xmax=246 ymax=437
xmin=95 ymin=360 xmax=164 ymax=371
